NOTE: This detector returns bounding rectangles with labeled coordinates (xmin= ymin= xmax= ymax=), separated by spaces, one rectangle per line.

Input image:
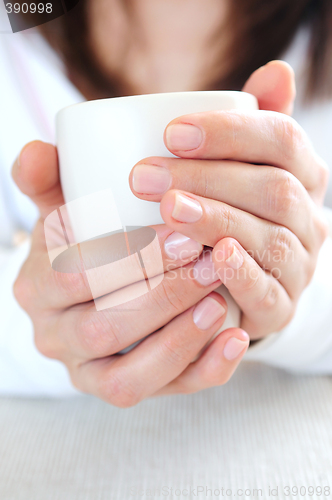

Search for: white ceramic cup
xmin=56 ymin=91 xmax=258 ymax=335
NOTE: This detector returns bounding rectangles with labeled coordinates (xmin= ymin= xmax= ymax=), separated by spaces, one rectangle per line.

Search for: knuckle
xmin=254 ymin=281 xmax=279 ymax=312
xmin=160 ymin=335 xmax=193 ymax=366
xmin=240 ymin=271 xmax=260 ymax=293
xmin=68 ymin=370 xmax=85 ymax=393
xmin=97 ymin=367 xmax=141 ymax=408
xmin=230 ymin=261 xmax=259 ymax=293
xmin=220 ymin=112 xmax=240 ymax=156
xmin=275 ymin=115 xmax=304 ymax=163
xmin=66 ymin=363 xmax=90 ymax=394
xmin=304 ymin=256 xmax=317 ymax=288
xmin=13 ymin=274 xmax=27 ymax=308
xmin=219 ymin=205 xmax=237 ymax=236
xmin=270 ymin=226 xmax=294 ymax=264
xmin=316 ymin=214 xmax=330 ymax=245
xmin=305 ymin=266 xmax=315 ymax=288
xmin=317 ymin=157 xmax=330 ymax=192
xmin=195 ymin=164 xmax=210 ymax=198
xmin=154 ymin=279 xmax=187 ymax=316
xmin=33 ymin=330 xmax=57 ymax=359
xmin=266 ymin=170 xmax=300 ymax=220
xmin=276 ymin=306 xmax=296 ymax=331
xmin=78 ymin=309 xmax=121 ymax=357
xmin=52 ymin=269 xmax=90 ymax=302
xmin=13 ymin=268 xmax=36 ymax=311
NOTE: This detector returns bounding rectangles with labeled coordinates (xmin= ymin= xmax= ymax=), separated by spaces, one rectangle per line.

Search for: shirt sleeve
xmin=244 ymin=207 xmax=332 ymax=374
xmin=0 ymin=238 xmax=79 ymax=396
xmin=0 ymin=31 xmax=85 ymax=396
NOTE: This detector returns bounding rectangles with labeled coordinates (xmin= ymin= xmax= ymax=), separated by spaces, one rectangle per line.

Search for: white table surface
xmin=1 ymin=361 xmax=332 ymax=500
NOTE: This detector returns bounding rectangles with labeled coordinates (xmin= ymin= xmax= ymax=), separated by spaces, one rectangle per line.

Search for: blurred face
xmin=88 ymin=0 xmax=228 ymax=94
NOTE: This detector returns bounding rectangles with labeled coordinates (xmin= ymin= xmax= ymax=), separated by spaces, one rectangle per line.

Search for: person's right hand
xmin=12 ymin=140 xmax=249 ymax=407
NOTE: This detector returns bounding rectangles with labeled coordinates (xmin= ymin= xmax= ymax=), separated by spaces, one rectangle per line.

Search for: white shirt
xmin=0 ymin=27 xmax=332 ymax=396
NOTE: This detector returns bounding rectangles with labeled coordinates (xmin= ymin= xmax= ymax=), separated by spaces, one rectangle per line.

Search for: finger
xmin=242 ymin=60 xmax=296 ymax=115
xmin=212 ymin=238 xmax=293 ymax=338
xmin=22 ymin=224 xmax=204 ymax=311
xmin=72 ymin=292 xmax=227 ymax=407
xmin=130 ymin=158 xmax=323 ymax=251
xmin=153 ymin=328 xmax=249 ymax=396
xmin=53 ymin=259 xmax=222 ymax=361
xmin=163 ymin=109 xmax=325 ymax=194
xmin=11 ymin=141 xmax=64 ymax=219
xmin=160 ymin=189 xmax=310 ymax=298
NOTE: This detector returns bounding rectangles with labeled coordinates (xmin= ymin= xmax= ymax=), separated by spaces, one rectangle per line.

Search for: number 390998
xmin=5 ymin=3 xmax=53 ymax=14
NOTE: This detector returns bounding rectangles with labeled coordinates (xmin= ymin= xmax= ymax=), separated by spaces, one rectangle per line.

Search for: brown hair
xmin=39 ymin=0 xmax=332 ymax=101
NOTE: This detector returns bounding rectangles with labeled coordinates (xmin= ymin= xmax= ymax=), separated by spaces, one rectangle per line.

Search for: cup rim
xmin=56 ymin=90 xmax=257 ymax=119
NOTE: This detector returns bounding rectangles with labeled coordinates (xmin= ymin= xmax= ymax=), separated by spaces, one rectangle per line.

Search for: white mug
xmin=55 ymin=91 xmax=258 ymax=335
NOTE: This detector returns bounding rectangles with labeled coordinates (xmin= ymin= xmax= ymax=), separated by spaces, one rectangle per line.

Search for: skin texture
xmin=130 ymin=62 xmax=329 ymax=340
xmin=12 ymin=61 xmax=329 ymax=406
xmin=87 ymin=0 xmax=228 ymax=95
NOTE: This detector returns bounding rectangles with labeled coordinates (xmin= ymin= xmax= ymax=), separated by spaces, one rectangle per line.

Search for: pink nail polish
xmin=164 ymin=232 xmax=203 ymax=260
xmin=133 ymin=164 xmax=171 ymax=194
xmin=223 ymin=336 xmax=249 ymax=360
xmin=172 ymin=193 xmax=203 ymax=223
xmin=193 ymin=296 xmax=226 ymax=330
xmin=166 ymin=124 xmax=203 ymax=151
xmin=193 ymin=250 xmax=220 ymax=286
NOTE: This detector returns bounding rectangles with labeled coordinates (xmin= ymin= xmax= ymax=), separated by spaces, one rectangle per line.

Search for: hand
xmin=130 ymin=61 xmax=330 ymax=339
xmin=12 ymin=141 xmax=249 ymax=406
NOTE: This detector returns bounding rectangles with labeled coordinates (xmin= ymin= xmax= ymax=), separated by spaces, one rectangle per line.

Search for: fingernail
xmin=225 ymin=245 xmax=244 ymax=270
xmin=172 ymin=193 xmax=202 ymax=223
xmin=166 ymin=124 xmax=203 ymax=151
xmin=193 ymin=296 xmax=226 ymax=330
xmin=193 ymin=250 xmax=220 ymax=286
xmin=133 ymin=164 xmax=171 ymax=194
xmin=223 ymin=335 xmax=249 ymax=360
xmin=164 ymin=232 xmax=203 ymax=260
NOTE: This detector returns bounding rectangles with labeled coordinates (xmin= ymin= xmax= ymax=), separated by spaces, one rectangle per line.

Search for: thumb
xmin=11 ymin=141 xmax=64 ymax=220
xmin=242 ymin=60 xmax=296 ymax=115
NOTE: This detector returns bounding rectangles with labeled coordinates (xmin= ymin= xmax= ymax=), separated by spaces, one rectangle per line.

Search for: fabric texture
xmin=1 ymin=362 xmax=332 ymax=499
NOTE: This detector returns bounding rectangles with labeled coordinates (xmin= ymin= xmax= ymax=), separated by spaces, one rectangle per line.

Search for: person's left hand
xmin=130 ymin=61 xmax=330 ymax=340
